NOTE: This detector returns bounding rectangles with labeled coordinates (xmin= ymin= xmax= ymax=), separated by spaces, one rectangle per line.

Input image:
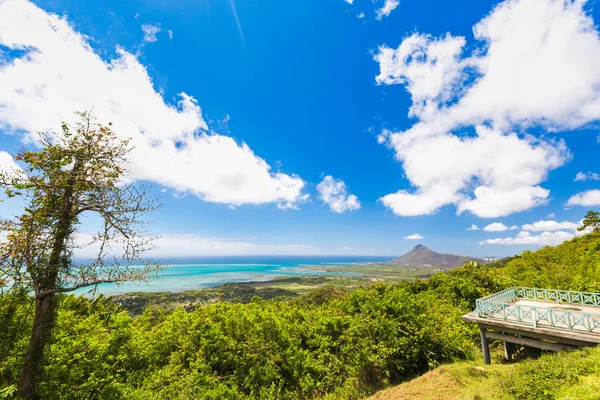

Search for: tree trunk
xmin=17 ymin=160 xmax=80 ymax=399
xmin=17 ymin=293 xmax=55 ymax=399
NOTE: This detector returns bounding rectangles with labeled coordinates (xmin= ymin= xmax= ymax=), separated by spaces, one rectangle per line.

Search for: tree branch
xmin=37 ymin=279 xmax=119 ymax=299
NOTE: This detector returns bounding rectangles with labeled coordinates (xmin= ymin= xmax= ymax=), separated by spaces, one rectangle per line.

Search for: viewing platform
xmin=463 ymin=287 xmax=600 ymax=364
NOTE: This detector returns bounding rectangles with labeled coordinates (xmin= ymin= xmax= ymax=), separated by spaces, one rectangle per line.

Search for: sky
xmin=0 ymin=0 xmax=599 ymax=258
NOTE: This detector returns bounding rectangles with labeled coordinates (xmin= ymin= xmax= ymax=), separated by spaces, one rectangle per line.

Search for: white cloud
xmin=480 ymin=230 xmax=574 ymax=246
xmin=546 ymin=212 xmax=556 ymax=218
xmin=357 ymin=12 xmax=365 ymax=19
xmin=466 ymin=224 xmax=479 ymax=231
xmin=376 ymin=0 xmax=399 ymax=20
xmin=566 ymin=190 xmax=600 ymax=206
xmin=483 ymin=222 xmax=518 ymax=232
xmin=141 ymin=23 xmax=161 ymax=43
xmin=575 ymin=171 xmax=600 ymax=181
xmin=458 ymin=185 xmax=553 ymax=218
xmin=404 ymin=233 xmax=423 ymax=240
xmin=521 ymin=219 xmax=579 ymax=231
xmin=378 ymin=126 xmax=565 ymax=217
xmin=316 ymin=175 xmax=360 ymax=213
xmin=276 ymin=193 xmax=309 ymax=211
xmin=375 ymin=0 xmax=600 ymax=218
xmin=167 ymin=30 xmax=173 ymax=40
xmin=0 ymin=0 xmax=306 ymax=209
xmin=375 ymin=33 xmax=467 ymax=108
xmin=481 ymin=216 xmax=592 ymax=246
xmin=0 ymin=151 xmax=21 ymax=174
xmin=344 ymin=0 xmax=354 ymax=4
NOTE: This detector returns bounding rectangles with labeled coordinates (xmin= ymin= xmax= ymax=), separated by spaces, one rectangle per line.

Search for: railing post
xmin=586 ymin=313 xmax=590 ymax=332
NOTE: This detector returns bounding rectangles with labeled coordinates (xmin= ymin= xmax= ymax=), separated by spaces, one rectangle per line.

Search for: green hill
xmin=385 ymin=244 xmax=485 ymax=267
xmin=501 ymin=232 xmax=600 ymax=292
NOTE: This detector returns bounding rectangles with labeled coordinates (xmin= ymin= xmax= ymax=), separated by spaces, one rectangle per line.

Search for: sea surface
xmin=77 ymin=255 xmax=394 ymax=296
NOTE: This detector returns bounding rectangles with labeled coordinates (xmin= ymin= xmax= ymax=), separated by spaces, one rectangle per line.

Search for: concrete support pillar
xmin=480 ymin=326 xmax=491 ymax=365
xmin=504 ymin=341 xmax=513 ymax=360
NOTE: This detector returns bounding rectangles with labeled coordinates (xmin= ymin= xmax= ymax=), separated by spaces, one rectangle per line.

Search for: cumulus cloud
xmin=466 ymin=224 xmax=479 ymax=231
xmin=521 ymin=220 xmax=579 ymax=231
xmin=0 ymin=0 xmax=306 ymax=209
xmin=316 ymin=175 xmax=360 ymax=213
xmin=480 ymin=230 xmax=574 ymax=246
xmin=404 ymin=233 xmax=423 ymax=240
xmin=376 ymin=0 xmax=399 ymax=20
xmin=483 ymin=222 xmax=518 ymax=232
xmin=481 ymin=216 xmax=590 ymax=246
xmin=575 ymin=171 xmax=600 ymax=181
xmin=375 ymin=0 xmax=600 ymax=218
xmin=566 ymin=190 xmax=600 ymax=206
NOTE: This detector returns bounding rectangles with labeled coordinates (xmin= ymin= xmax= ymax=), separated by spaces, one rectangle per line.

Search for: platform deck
xmin=463 ymin=287 xmax=600 ymax=364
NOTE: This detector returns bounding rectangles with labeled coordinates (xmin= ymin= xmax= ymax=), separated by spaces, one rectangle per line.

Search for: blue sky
xmin=0 ymin=0 xmax=599 ymax=257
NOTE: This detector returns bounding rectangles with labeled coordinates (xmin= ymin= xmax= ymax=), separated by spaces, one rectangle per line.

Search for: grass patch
xmin=370 ymin=346 xmax=600 ymax=400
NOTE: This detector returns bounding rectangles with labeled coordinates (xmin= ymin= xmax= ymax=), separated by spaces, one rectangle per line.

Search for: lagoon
xmin=77 ymin=255 xmax=393 ymax=296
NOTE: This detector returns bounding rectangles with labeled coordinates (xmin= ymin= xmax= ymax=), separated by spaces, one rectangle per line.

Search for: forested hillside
xmin=1 ymin=232 xmax=599 ymax=399
xmin=502 ymin=232 xmax=600 ymax=291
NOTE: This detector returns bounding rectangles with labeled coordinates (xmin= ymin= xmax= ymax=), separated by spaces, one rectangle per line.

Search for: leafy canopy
xmin=579 ymin=210 xmax=600 ymax=233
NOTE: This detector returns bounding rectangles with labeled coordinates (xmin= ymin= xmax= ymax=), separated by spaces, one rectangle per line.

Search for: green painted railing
xmin=475 ymin=287 xmax=600 ymax=334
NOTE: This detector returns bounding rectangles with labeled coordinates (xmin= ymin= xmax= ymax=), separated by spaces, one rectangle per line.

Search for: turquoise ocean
xmin=79 ymin=255 xmax=394 ymax=296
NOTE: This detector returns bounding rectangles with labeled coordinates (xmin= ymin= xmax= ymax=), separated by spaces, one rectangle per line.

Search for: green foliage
xmin=0 ymin=385 xmax=17 ymax=400
xmin=501 ymin=232 xmax=600 ymax=291
xmin=427 ymin=261 xmax=516 ymax=309
xmin=0 ymin=278 xmax=488 ymax=399
xmin=0 ymin=290 xmax=32 ymax=387
xmin=505 ymin=347 xmax=600 ymax=400
xmin=0 ymin=227 xmax=599 ymax=399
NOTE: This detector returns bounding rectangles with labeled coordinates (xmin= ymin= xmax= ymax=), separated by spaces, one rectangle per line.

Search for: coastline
xmin=76 ymin=260 xmax=376 ymax=297
xmin=109 ymin=275 xmax=371 ymax=315
xmin=107 ymin=262 xmax=450 ymax=316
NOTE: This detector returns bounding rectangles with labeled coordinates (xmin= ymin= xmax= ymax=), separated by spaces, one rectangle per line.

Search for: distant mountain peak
xmin=387 ymin=246 xmax=483 ymax=267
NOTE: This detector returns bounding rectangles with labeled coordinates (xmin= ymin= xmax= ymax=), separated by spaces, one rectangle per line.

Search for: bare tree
xmin=0 ymin=112 xmax=162 ymax=399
